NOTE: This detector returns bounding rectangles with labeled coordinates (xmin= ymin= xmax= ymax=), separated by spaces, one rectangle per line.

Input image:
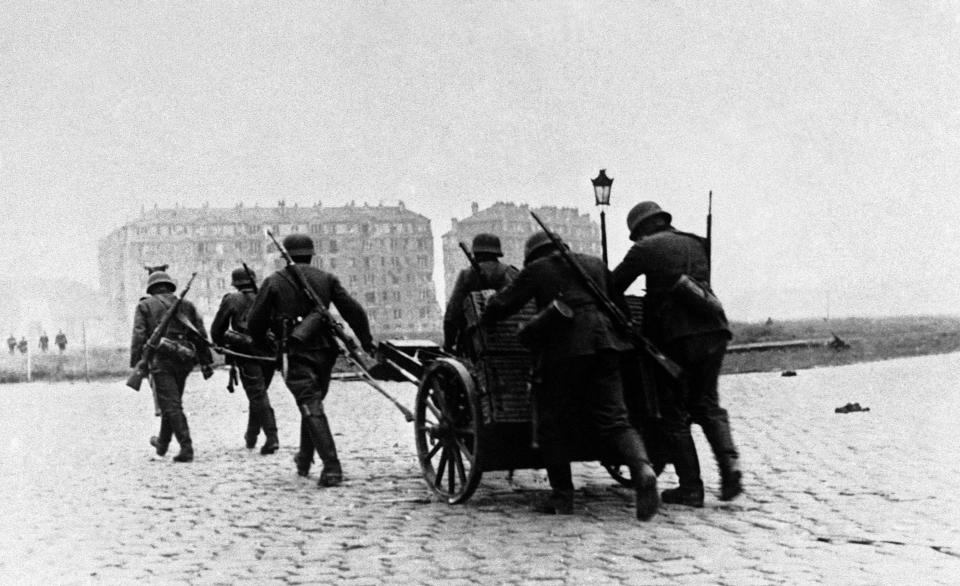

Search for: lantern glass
xmin=591 ymin=169 xmax=613 ymax=206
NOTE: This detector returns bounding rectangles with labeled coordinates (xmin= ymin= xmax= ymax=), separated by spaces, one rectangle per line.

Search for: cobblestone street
xmin=1 ymin=352 xmax=958 ymax=585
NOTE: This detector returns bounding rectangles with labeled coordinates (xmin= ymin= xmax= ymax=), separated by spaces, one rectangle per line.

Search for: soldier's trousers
xmin=659 ymin=332 xmax=738 ymax=484
xmin=238 ymin=360 xmax=277 ymax=438
xmin=538 ymin=351 xmax=651 ymax=493
xmin=284 ymin=347 xmax=341 ymax=477
xmin=151 ymin=358 xmax=194 ymax=448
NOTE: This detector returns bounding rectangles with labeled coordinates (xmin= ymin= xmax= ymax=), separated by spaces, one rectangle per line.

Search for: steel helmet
xmin=471 ymin=233 xmax=503 ymax=257
xmin=231 ymin=267 xmax=256 ymax=288
xmin=524 ymin=231 xmax=559 ymax=265
xmin=282 ymin=233 xmax=315 ymax=256
xmin=626 ymin=201 xmax=672 ymax=240
xmin=146 ymin=271 xmax=176 ymax=293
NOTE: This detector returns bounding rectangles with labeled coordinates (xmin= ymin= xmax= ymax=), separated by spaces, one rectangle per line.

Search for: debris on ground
xmin=781 ymin=370 xmax=797 ymax=377
xmin=828 ymin=333 xmax=851 ymax=351
xmin=835 ymin=402 xmax=870 ymax=414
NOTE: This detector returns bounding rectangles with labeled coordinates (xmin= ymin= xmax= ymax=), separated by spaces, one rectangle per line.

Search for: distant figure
xmin=55 ymin=330 xmax=67 ymax=353
xmin=211 ymin=267 xmax=279 ymax=455
xmin=17 ymin=337 xmax=28 ymax=355
xmin=6 ymin=334 xmax=15 ymax=354
xmin=39 ymin=332 xmax=49 ymax=353
xmin=443 ymin=233 xmax=518 ymax=355
xmin=765 ymin=317 xmax=774 ymax=326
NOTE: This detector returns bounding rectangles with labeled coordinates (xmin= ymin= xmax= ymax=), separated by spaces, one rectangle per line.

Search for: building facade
xmin=440 ymin=202 xmax=602 ymax=298
xmin=99 ymin=201 xmax=441 ymax=343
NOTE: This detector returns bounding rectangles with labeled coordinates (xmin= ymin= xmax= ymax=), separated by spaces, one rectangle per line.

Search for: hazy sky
xmin=2 ymin=1 xmax=959 ymax=320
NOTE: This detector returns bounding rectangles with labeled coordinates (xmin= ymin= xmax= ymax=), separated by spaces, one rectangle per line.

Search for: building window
xmin=393 ymin=309 xmax=402 ymax=319
xmin=329 ymin=240 xmax=338 ymax=253
xmin=365 ymin=292 xmax=376 ymax=303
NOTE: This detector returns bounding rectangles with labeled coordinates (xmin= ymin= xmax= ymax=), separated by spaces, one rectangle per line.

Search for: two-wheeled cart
xmin=378 ymin=293 xmax=663 ymax=504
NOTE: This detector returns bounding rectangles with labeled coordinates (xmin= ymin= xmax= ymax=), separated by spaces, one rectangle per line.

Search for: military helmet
xmin=524 ymin=231 xmax=559 ymax=265
xmin=146 ymin=271 xmax=176 ymax=293
xmin=626 ymin=201 xmax=672 ymax=240
xmin=282 ymin=233 xmax=315 ymax=256
xmin=471 ymin=233 xmax=503 ymax=257
xmin=231 ymin=267 xmax=256 ymax=288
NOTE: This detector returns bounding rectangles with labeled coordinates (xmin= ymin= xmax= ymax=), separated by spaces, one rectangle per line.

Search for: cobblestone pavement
xmin=1 ymin=352 xmax=959 ymax=585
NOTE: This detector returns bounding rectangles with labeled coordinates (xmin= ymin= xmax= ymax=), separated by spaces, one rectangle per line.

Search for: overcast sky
xmin=2 ymin=1 xmax=958 ymax=320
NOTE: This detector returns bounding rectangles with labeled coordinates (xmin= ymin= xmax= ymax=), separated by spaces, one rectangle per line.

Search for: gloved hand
xmin=201 ymin=364 xmax=214 ymax=380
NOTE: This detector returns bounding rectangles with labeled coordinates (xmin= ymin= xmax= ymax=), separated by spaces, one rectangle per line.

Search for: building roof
xmin=104 ymin=202 xmax=429 ymax=238
xmin=442 ymin=201 xmax=596 ymax=238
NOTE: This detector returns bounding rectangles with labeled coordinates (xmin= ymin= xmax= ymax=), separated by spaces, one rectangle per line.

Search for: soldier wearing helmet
xmin=480 ymin=231 xmax=660 ymax=521
xmin=211 ymin=266 xmax=279 ymax=455
xmin=612 ymin=200 xmax=740 ymax=507
xmin=442 ymin=233 xmax=518 ymax=354
xmin=130 ymin=269 xmax=213 ymax=463
xmin=247 ymin=233 xmax=375 ymax=488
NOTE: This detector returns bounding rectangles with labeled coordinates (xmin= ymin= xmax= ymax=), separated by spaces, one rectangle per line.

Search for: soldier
xmin=55 ymin=331 xmax=67 ymax=353
xmin=130 ymin=270 xmax=213 ymax=463
xmin=480 ymin=231 xmax=659 ymax=521
xmin=443 ymin=233 xmax=518 ymax=354
xmin=612 ymin=201 xmax=741 ymax=507
xmin=17 ymin=337 xmax=27 ymax=355
xmin=247 ymin=234 xmax=375 ymax=488
xmin=7 ymin=334 xmax=15 ymax=354
xmin=211 ymin=267 xmax=279 ymax=455
xmin=39 ymin=332 xmax=49 ymax=353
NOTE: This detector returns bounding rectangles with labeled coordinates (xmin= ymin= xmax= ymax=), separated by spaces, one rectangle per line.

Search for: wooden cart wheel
xmin=414 ymin=358 xmax=482 ymax=504
xmin=603 ymin=463 xmax=634 ymax=487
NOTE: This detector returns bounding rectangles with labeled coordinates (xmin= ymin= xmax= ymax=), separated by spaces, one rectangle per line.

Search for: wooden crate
xmin=463 ymin=291 xmax=537 ymax=424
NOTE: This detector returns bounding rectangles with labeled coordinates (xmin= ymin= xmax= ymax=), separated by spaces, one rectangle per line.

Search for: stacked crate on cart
xmin=462 ymin=291 xmax=537 ymax=425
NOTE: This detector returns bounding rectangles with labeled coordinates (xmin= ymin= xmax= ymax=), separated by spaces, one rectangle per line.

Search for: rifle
xmin=126 ymin=272 xmax=198 ymax=391
xmin=528 ymin=212 xmax=683 ymax=380
xmin=458 ymin=241 xmax=489 ymax=289
xmin=241 ymin=261 xmax=259 ymax=294
xmin=266 ymin=230 xmax=414 ymax=422
xmin=706 ymin=190 xmax=713 ymax=283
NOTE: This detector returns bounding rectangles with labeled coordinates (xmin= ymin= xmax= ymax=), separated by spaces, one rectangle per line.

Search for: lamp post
xmin=591 ymin=169 xmax=613 ymax=266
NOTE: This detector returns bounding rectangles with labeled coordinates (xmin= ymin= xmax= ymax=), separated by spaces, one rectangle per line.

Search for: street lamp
xmin=591 ymin=169 xmax=613 ymax=266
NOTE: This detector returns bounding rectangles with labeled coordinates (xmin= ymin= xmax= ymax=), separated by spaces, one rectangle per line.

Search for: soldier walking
xmin=39 ymin=332 xmax=49 ymax=353
xmin=17 ymin=337 xmax=27 ymax=355
xmin=443 ymin=233 xmax=518 ymax=355
xmin=130 ymin=270 xmax=213 ymax=463
xmin=612 ymin=201 xmax=742 ymax=507
xmin=55 ymin=330 xmax=67 ymax=353
xmin=480 ymin=231 xmax=659 ymax=521
xmin=7 ymin=334 xmax=15 ymax=354
xmin=247 ymin=234 xmax=375 ymax=488
xmin=211 ymin=267 xmax=279 ymax=455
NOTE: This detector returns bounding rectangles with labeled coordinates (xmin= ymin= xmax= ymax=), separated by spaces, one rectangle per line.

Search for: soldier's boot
xmin=244 ymin=408 xmax=261 ymax=449
xmin=259 ymin=407 xmax=279 ymax=455
xmin=171 ymin=412 xmax=194 ymax=463
xmin=150 ymin=415 xmax=173 ymax=456
xmin=701 ymin=416 xmax=743 ymax=501
xmin=612 ymin=432 xmax=659 ymax=522
xmin=661 ymin=433 xmax=704 ymax=507
xmin=533 ymin=464 xmax=574 ymax=514
xmin=293 ymin=418 xmax=313 ymax=477
xmin=302 ymin=401 xmax=342 ymax=487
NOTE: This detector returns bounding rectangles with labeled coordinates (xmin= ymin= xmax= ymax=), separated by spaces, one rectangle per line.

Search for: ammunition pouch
xmin=517 ymin=298 xmax=574 ymax=351
xmin=289 ymin=310 xmax=328 ymax=346
xmin=670 ymin=274 xmax=724 ymax=317
xmin=223 ymin=329 xmax=255 ymax=353
xmin=156 ymin=337 xmax=197 ymax=363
